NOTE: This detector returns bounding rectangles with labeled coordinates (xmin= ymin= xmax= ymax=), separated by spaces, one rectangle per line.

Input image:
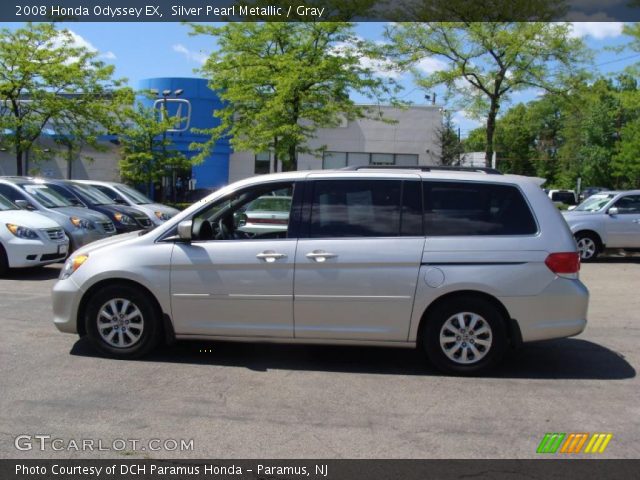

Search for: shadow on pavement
xmin=590 ymin=255 xmax=640 ymax=264
xmin=1 ymin=264 xmax=61 ymax=281
xmin=70 ymin=337 xmax=635 ymax=380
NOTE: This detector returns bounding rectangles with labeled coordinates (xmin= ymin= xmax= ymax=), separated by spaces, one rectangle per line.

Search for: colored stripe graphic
xmin=537 ymin=433 xmax=566 ymax=453
xmin=560 ymin=433 xmax=589 ymax=453
xmin=538 ymin=433 xmax=613 ymax=454
xmin=584 ymin=433 xmax=613 ymax=454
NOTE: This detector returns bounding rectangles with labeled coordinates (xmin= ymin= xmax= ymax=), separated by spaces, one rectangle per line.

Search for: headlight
xmin=59 ymin=254 xmax=88 ymax=280
xmin=70 ymin=217 xmax=95 ymax=230
xmin=154 ymin=211 xmax=171 ymax=221
xmin=114 ymin=212 xmax=136 ymax=226
xmin=6 ymin=223 xmax=39 ymax=240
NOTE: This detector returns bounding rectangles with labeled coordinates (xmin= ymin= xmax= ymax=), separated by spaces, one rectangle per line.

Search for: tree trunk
xmin=284 ymin=143 xmax=297 ymax=172
xmin=485 ymin=98 xmax=499 ymax=168
xmin=15 ymin=150 xmax=23 ymax=176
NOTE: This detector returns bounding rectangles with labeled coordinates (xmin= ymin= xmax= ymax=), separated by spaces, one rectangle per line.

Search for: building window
xmin=370 ymin=153 xmax=394 ymax=165
xmin=323 ymin=151 xmax=347 ymax=169
xmin=322 ymin=152 xmax=421 ymax=169
xmin=255 ymin=152 xmax=270 ymax=174
xmin=395 ymin=154 xmax=419 ymax=166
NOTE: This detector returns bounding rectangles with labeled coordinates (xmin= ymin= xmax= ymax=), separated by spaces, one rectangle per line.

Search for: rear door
xmin=293 ymin=175 xmax=424 ymax=341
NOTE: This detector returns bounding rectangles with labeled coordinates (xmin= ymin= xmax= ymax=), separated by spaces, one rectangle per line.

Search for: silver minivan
xmin=52 ymin=168 xmax=589 ymax=375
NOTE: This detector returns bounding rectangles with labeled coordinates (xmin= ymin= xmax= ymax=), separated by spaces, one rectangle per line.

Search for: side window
xmin=613 ymin=195 xmax=640 ymax=214
xmin=423 ymin=181 xmax=537 ymax=236
xmin=0 ymin=184 xmax=24 ymax=203
xmin=309 ymin=180 xmax=403 ymax=238
xmin=191 ymin=182 xmax=295 ymax=241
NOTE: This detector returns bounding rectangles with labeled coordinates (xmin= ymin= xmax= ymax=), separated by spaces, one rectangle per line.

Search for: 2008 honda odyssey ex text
xmin=52 ymin=167 xmax=589 ymax=375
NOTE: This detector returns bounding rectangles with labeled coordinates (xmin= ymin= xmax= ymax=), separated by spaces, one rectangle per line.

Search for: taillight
xmin=545 ymin=252 xmax=580 ymax=277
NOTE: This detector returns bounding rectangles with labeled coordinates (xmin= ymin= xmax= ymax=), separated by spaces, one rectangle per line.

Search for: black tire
xmin=575 ymin=232 xmax=600 ymax=262
xmin=84 ymin=284 xmax=161 ymax=359
xmin=423 ymin=296 xmax=508 ymax=375
xmin=0 ymin=244 xmax=8 ymax=276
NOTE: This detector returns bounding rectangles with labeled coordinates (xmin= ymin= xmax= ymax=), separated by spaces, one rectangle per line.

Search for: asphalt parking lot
xmin=0 ymin=259 xmax=638 ymax=459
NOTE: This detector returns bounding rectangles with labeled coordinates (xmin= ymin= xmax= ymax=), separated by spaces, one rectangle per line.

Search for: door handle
xmin=306 ymin=250 xmax=337 ymax=262
xmin=256 ymin=251 xmax=287 ymax=263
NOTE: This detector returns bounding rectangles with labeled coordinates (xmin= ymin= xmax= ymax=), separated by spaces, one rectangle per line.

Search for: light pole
xmin=152 ymin=88 xmax=183 ymax=202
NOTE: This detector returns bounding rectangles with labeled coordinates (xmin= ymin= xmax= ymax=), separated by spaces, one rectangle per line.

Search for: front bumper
xmin=503 ymin=277 xmax=589 ymax=342
xmin=52 ymin=276 xmax=83 ymax=334
xmin=5 ymin=237 xmax=69 ymax=268
xmin=68 ymin=229 xmax=113 ymax=250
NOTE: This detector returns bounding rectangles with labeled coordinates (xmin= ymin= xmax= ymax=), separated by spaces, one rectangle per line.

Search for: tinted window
xmin=551 ymin=191 xmax=576 ymax=205
xmin=401 ymin=181 xmax=423 ymax=236
xmin=309 ymin=180 xmax=402 ymax=237
xmin=423 ymin=182 xmax=537 ymax=236
xmin=613 ymin=195 xmax=640 ymax=214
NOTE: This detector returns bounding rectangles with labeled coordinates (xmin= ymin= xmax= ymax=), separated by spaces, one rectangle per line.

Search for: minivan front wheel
xmin=423 ymin=297 xmax=507 ymax=375
xmin=85 ymin=285 xmax=160 ymax=358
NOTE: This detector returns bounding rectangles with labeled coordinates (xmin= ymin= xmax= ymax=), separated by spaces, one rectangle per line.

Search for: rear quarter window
xmin=423 ymin=181 xmax=538 ymax=236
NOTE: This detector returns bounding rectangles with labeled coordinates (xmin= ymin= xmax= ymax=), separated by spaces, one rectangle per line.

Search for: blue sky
xmin=2 ymin=21 xmax=639 ymax=137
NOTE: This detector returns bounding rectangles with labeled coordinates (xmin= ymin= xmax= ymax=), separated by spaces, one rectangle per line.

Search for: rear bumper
xmin=503 ymin=278 xmax=589 ymax=342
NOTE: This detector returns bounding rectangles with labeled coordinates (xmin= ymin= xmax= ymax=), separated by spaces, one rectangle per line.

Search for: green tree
xmin=436 ymin=110 xmax=463 ymax=165
xmin=385 ymin=22 xmax=587 ymax=166
xmin=116 ymin=102 xmax=194 ymax=198
xmin=190 ymin=22 xmax=398 ymax=171
xmin=0 ymin=23 xmax=124 ymax=176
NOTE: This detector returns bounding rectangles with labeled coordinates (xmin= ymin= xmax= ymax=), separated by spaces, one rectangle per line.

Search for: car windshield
xmin=114 ymin=184 xmax=153 ymax=205
xmin=21 ymin=184 xmax=73 ymax=208
xmin=71 ymin=183 xmax=116 ymax=206
xmin=574 ymin=193 xmax=615 ymax=212
xmin=0 ymin=193 xmax=17 ymax=211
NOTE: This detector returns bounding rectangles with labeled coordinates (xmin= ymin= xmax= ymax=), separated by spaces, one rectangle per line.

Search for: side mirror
xmin=177 ymin=220 xmax=192 ymax=241
xmin=608 ymin=207 xmax=619 ymax=216
xmin=114 ymin=197 xmax=127 ymax=205
xmin=15 ymin=199 xmax=35 ymax=211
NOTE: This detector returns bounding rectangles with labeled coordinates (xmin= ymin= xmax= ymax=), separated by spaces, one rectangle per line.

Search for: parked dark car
xmin=41 ymin=180 xmax=154 ymax=233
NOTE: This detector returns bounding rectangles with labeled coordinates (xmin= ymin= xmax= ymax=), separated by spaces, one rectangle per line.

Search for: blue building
xmin=137 ymin=77 xmax=230 ymax=191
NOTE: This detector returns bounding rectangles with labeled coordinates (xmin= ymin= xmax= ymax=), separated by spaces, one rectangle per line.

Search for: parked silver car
xmin=52 ymin=167 xmax=588 ymax=375
xmin=0 ymin=177 xmax=116 ymax=251
xmin=562 ymin=190 xmax=640 ymax=261
xmin=74 ymin=180 xmax=179 ymax=226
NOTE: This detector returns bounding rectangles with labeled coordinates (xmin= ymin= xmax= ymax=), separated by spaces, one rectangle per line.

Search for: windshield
xmin=0 ymin=194 xmax=17 ymax=211
xmin=574 ymin=193 xmax=615 ymax=212
xmin=21 ymin=184 xmax=73 ymax=208
xmin=114 ymin=184 xmax=153 ymax=205
xmin=71 ymin=183 xmax=116 ymax=206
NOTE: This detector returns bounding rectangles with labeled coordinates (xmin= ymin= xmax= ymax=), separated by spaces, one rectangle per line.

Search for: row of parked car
xmin=0 ymin=176 xmax=179 ymax=274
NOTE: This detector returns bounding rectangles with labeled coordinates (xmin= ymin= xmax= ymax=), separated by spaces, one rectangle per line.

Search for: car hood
xmin=0 ymin=210 xmax=61 ymax=229
xmin=562 ymin=210 xmax=600 ymax=218
xmin=74 ymin=231 xmax=141 ymax=256
xmin=97 ymin=204 xmax=150 ymax=218
xmin=50 ymin=206 xmax=111 ymax=222
xmin=148 ymin=203 xmax=180 ymax=216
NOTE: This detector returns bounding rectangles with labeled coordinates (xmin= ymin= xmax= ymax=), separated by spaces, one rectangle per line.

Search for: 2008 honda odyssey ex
xmin=52 ymin=167 xmax=589 ymax=375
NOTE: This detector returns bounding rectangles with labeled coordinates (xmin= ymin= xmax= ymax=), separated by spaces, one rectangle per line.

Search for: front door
xmin=170 ymin=181 xmax=299 ymax=337
xmin=294 ymin=178 xmax=424 ymax=341
xmin=605 ymin=194 xmax=640 ymax=248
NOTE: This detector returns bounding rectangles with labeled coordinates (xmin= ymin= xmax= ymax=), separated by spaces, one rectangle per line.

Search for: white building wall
xmin=228 ymin=105 xmax=442 ymax=183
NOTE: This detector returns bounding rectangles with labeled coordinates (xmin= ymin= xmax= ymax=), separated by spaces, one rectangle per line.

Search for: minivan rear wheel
xmin=423 ymin=297 xmax=507 ymax=375
xmin=575 ymin=232 xmax=600 ymax=261
xmin=85 ymin=285 xmax=160 ymax=358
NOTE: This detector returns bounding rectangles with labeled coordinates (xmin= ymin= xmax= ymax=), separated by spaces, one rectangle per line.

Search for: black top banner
xmin=3 ymin=0 xmax=640 ymax=22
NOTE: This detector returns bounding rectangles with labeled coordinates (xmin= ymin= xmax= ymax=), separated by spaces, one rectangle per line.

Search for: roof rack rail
xmin=340 ymin=165 xmax=502 ymax=175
